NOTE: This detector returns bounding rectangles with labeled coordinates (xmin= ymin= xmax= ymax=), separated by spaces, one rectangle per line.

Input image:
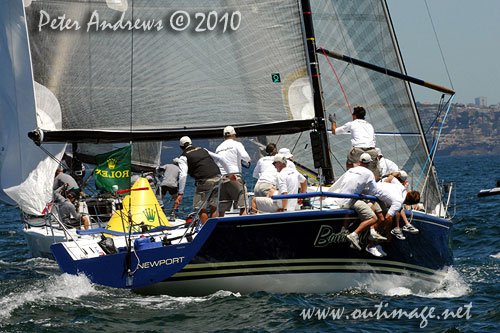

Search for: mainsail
xmin=24 ymin=0 xmax=317 ymax=142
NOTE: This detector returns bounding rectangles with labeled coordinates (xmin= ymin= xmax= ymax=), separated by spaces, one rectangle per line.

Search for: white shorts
xmin=255 ymin=197 xmax=281 ymax=213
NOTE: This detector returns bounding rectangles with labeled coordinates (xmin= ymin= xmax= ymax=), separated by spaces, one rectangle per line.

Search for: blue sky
xmin=387 ymin=0 xmax=500 ymax=105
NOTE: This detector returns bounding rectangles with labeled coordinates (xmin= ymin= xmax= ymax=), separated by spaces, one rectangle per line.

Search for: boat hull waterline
xmin=52 ymin=208 xmax=452 ymax=292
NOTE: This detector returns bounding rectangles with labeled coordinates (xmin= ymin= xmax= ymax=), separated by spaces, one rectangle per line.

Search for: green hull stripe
xmin=177 ymin=258 xmax=446 ymax=277
xmin=173 ymin=264 xmax=441 ymax=282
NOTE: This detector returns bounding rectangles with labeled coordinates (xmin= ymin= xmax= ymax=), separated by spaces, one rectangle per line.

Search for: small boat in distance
xmin=478 ymin=180 xmax=500 ymax=197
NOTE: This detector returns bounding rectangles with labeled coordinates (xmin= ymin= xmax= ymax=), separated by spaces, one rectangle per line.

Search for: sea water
xmin=1 ymin=155 xmax=499 ymax=332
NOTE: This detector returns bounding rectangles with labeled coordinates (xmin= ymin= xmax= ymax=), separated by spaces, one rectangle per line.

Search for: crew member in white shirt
xmin=376 ymin=180 xmax=420 ymax=241
xmin=376 ymin=148 xmax=399 ymax=178
xmin=253 ymin=143 xmax=278 ymax=197
xmin=335 ymin=153 xmax=385 ymax=251
xmin=251 ymin=154 xmax=307 ymax=213
xmin=278 ymin=148 xmax=297 ymax=170
xmin=216 ymin=126 xmax=252 ymax=215
xmin=329 ymin=106 xmax=379 ymax=177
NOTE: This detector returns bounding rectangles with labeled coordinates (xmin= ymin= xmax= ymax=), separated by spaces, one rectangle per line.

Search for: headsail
xmin=309 ymin=0 xmax=443 ymax=210
xmin=0 ymin=1 xmax=65 ymax=215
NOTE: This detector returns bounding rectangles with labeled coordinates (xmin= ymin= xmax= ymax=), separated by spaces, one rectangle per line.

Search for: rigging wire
xmin=320 ymin=47 xmax=352 ymax=115
xmin=38 ymin=145 xmax=63 ymax=166
xmin=329 ymin=147 xmax=346 ymax=172
xmin=318 ymin=47 xmax=353 ymax=174
xmin=424 ymin=0 xmax=455 ymax=90
xmin=423 ymin=94 xmax=446 ymax=137
xmin=414 ymin=94 xmax=454 ymax=190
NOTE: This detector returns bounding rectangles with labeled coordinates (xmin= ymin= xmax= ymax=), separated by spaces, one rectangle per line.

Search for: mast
xmin=300 ymin=0 xmax=334 ymax=184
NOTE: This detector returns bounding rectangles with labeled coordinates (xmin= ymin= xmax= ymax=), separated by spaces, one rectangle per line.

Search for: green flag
xmin=94 ymin=145 xmax=131 ymax=193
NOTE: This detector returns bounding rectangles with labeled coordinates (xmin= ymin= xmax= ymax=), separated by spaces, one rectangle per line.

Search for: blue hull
xmin=159 ymin=209 xmax=452 ymax=290
xmin=52 ymin=209 xmax=452 ymax=292
xmin=50 ymin=219 xmax=217 ymax=289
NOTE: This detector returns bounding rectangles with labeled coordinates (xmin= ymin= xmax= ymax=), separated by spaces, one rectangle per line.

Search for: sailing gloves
xmin=328 ymin=113 xmax=336 ymax=123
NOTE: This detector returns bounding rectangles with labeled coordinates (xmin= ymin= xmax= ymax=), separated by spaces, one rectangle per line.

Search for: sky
xmin=386 ymin=0 xmax=500 ymax=105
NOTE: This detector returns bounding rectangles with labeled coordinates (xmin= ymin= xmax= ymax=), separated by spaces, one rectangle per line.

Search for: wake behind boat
xmin=1 ymin=0 xmax=456 ymax=293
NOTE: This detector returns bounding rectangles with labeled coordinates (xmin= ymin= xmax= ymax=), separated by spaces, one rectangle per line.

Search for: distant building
xmin=475 ymin=96 xmax=487 ymax=107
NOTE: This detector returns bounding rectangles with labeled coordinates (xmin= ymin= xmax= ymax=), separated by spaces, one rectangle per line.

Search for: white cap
xmin=400 ymin=170 xmax=408 ymax=182
xmin=360 ymin=153 xmax=372 ymax=163
xmin=172 ymin=158 xmax=180 ymax=165
xmin=375 ymin=147 xmax=382 ymax=156
xmin=278 ymin=148 xmax=293 ymax=159
xmin=273 ymin=153 xmax=287 ymax=165
xmin=179 ymin=136 xmax=192 ymax=147
xmin=223 ymin=126 xmax=236 ymax=137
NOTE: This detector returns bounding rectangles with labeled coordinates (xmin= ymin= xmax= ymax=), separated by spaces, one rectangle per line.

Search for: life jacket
xmin=182 ymin=146 xmax=220 ymax=180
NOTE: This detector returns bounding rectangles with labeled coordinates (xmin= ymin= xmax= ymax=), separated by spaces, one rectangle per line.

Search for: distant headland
xmin=417 ymin=101 xmax=500 ymax=156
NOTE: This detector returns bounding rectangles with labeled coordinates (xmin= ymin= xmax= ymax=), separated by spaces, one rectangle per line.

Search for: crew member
xmin=53 ymin=166 xmax=80 ymax=199
xmin=215 ymin=126 xmax=251 ymax=215
xmin=329 ymin=106 xmax=379 ymax=177
xmin=253 ymin=143 xmax=278 ymax=197
xmin=251 ymin=153 xmax=307 ymax=213
xmin=56 ymin=192 xmax=89 ymax=230
xmin=334 ymin=153 xmax=382 ymax=251
xmin=175 ymin=136 xmax=230 ymax=224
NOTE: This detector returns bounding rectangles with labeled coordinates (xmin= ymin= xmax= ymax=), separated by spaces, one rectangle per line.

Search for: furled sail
xmin=24 ymin=0 xmax=316 ymax=142
xmin=0 ymin=1 xmax=65 ymax=214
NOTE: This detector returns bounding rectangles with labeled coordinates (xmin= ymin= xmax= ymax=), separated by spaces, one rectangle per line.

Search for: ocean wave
xmin=0 ymin=273 xmax=95 ymax=320
xmin=108 ymin=289 xmax=242 ymax=311
xmin=359 ymin=266 xmax=470 ymax=298
xmin=490 ymin=252 xmax=500 ymax=259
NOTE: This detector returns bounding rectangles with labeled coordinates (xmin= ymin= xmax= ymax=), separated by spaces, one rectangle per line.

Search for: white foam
xmin=490 ymin=252 xmax=500 ymax=259
xmin=110 ymin=289 xmax=241 ymax=310
xmin=418 ymin=267 xmax=470 ymax=298
xmin=0 ymin=273 xmax=95 ymax=320
xmin=360 ymin=266 xmax=470 ymax=298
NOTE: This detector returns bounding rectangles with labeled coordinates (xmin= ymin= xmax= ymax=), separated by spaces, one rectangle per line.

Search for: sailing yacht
xmin=1 ymin=0 xmax=455 ymax=293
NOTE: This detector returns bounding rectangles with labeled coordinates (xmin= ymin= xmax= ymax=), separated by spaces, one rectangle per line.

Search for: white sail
xmin=0 ymin=1 xmax=65 ymax=215
xmin=24 ymin=0 xmax=313 ymax=136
